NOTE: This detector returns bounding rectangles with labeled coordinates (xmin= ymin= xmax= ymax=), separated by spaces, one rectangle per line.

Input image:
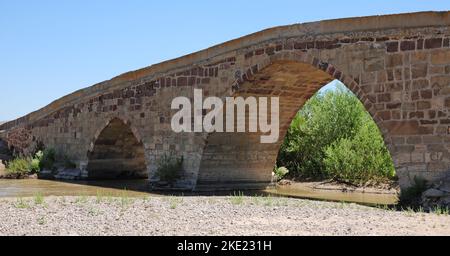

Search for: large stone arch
xmin=195 ymin=52 xmax=395 ymax=190
xmin=86 ymin=117 xmax=148 ymax=179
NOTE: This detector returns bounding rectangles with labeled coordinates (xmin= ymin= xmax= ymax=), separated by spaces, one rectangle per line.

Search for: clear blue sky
xmin=1 ymin=1 xmax=449 ymax=121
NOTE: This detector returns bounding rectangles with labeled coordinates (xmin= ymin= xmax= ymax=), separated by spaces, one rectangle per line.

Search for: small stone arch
xmin=88 ymin=116 xmax=144 ymax=154
xmin=86 ymin=117 xmax=148 ymax=179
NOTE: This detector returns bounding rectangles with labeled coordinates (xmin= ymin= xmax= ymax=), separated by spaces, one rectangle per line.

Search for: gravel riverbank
xmin=0 ymin=196 xmax=449 ymax=236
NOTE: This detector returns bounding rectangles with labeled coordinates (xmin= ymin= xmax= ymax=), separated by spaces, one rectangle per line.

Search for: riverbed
xmin=0 ymin=196 xmax=448 ymax=236
xmin=0 ymin=179 xmax=398 ymax=206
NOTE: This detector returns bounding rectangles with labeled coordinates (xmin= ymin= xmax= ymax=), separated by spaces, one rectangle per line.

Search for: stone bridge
xmin=1 ymin=11 xmax=450 ymax=190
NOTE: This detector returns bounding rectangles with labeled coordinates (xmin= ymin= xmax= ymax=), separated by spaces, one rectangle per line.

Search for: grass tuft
xmin=14 ymin=198 xmax=30 ymax=209
xmin=230 ymin=191 xmax=245 ymax=205
xmin=168 ymin=196 xmax=183 ymax=209
xmin=34 ymin=192 xmax=45 ymax=205
xmin=75 ymin=195 xmax=88 ymax=204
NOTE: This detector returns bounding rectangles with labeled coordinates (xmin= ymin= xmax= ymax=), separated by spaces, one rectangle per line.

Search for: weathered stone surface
xmin=431 ymin=50 xmax=450 ymax=65
xmin=0 ymin=11 xmax=449 ymax=190
xmin=425 ymin=38 xmax=443 ymax=49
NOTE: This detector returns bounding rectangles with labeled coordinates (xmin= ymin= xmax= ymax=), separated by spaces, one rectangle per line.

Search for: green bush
xmin=30 ymin=158 xmax=41 ymax=173
xmin=6 ymin=158 xmax=32 ymax=176
xmin=39 ymin=148 xmax=56 ymax=171
xmin=5 ymin=150 xmax=44 ymax=177
xmin=274 ymin=166 xmax=289 ymax=181
xmin=155 ymin=154 xmax=183 ymax=184
xmin=323 ymin=119 xmax=395 ymax=185
xmin=277 ymin=82 xmax=395 ymax=184
xmin=30 ymin=151 xmax=44 ymax=172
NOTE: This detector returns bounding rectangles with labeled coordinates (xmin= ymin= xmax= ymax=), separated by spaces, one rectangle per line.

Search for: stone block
xmin=425 ymin=38 xmax=443 ymax=49
xmin=385 ymin=120 xmax=424 ymax=135
xmin=400 ymin=41 xmax=415 ymax=51
xmin=411 ymin=63 xmax=428 ymax=79
xmin=417 ymin=101 xmax=431 ymax=110
xmin=431 ymin=49 xmax=450 ymax=65
xmin=386 ymin=41 xmax=399 ymax=52
xmin=431 ymin=76 xmax=450 ymax=89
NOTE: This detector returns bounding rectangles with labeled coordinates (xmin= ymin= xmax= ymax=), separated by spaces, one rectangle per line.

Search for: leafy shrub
xmin=30 ymin=151 xmax=44 ymax=172
xmin=277 ymin=82 xmax=395 ymax=184
xmin=39 ymin=148 xmax=56 ymax=171
xmin=30 ymin=158 xmax=41 ymax=173
xmin=6 ymin=158 xmax=32 ymax=176
xmin=155 ymin=154 xmax=183 ymax=184
xmin=323 ymin=138 xmax=361 ymax=182
xmin=274 ymin=166 xmax=289 ymax=181
xmin=323 ymin=119 xmax=395 ymax=185
xmin=5 ymin=150 xmax=44 ymax=177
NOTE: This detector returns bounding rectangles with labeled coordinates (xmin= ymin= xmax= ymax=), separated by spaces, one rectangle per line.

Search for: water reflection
xmin=0 ymin=179 xmax=152 ymax=198
xmin=266 ymin=183 xmax=398 ymax=206
xmin=0 ymin=179 xmax=398 ymax=206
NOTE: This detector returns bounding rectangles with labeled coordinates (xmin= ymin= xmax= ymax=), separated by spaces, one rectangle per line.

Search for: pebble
xmin=0 ymin=196 xmax=448 ymax=236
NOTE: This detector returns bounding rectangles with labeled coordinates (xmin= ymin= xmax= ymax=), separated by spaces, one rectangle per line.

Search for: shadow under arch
xmin=0 ymin=137 xmax=12 ymax=163
xmin=86 ymin=117 xmax=148 ymax=180
xmin=195 ymin=55 xmax=395 ymax=191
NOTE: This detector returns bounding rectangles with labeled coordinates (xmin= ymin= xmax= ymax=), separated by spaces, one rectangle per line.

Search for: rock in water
xmin=423 ymin=188 xmax=445 ymax=198
xmin=54 ymin=168 xmax=82 ymax=180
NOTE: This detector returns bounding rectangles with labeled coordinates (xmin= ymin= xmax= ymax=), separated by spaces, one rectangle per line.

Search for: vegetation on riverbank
xmin=155 ymin=153 xmax=184 ymax=185
xmin=1 ymin=149 xmax=56 ymax=179
xmin=2 ymin=153 xmax=41 ymax=179
xmin=277 ymin=82 xmax=396 ymax=186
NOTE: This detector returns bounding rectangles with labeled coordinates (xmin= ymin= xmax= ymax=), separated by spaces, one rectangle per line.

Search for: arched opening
xmin=196 ymin=59 xmax=396 ymax=194
xmin=197 ymin=60 xmax=334 ymax=189
xmin=87 ymin=118 xmax=148 ymax=179
xmin=275 ymin=79 xmax=397 ymax=196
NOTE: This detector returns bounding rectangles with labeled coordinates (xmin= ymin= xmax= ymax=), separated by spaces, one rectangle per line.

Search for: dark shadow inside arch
xmin=87 ymin=118 xmax=148 ymax=180
xmin=0 ymin=138 xmax=12 ymax=165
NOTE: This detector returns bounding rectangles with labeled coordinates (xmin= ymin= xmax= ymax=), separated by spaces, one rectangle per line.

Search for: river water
xmin=0 ymin=179 xmax=398 ymax=205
